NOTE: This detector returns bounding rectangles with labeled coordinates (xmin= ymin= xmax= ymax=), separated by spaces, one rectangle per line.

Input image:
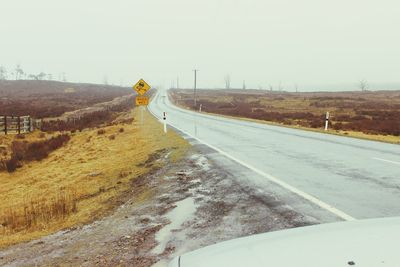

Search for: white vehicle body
xmin=168 ymin=217 xmax=400 ymax=267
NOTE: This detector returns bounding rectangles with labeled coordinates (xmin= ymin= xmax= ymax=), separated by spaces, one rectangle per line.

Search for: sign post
xmin=141 ymin=106 xmax=144 ymax=125
xmin=133 ymin=79 xmax=151 ymax=125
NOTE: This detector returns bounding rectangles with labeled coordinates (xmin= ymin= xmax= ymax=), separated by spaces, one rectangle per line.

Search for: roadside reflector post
xmin=325 ymin=111 xmax=330 ymax=131
xmin=163 ymin=112 xmax=167 ymax=133
xmin=199 ymin=104 xmax=202 ymax=113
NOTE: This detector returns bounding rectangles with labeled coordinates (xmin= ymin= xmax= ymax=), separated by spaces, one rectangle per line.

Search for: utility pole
xmin=193 ymin=69 xmax=199 ymax=108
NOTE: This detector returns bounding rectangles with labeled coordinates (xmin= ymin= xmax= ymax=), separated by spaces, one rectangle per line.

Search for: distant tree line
xmin=0 ymin=64 xmax=67 ymax=82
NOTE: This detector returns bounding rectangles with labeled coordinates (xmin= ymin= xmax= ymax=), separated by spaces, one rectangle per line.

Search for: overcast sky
xmin=1 ymin=0 xmax=400 ymax=90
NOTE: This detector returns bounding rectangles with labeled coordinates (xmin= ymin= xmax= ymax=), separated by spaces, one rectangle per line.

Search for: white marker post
xmin=325 ymin=111 xmax=330 ymax=131
xmin=163 ymin=112 xmax=167 ymax=133
xmin=199 ymin=104 xmax=202 ymax=113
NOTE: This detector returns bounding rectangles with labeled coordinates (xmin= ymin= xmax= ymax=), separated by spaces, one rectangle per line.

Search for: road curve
xmin=148 ymin=90 xmax=400 ymax=221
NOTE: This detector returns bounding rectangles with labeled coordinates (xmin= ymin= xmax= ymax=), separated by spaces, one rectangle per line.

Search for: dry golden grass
xmin=2 ymin=190 xmax=77 ymax=233
xmin=0 ymin=108 xmax=189 ymax=247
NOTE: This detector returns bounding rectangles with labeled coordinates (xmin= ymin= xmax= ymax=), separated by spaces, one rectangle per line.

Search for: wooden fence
xmin=0 ymin=116 xmax=33 ymax=134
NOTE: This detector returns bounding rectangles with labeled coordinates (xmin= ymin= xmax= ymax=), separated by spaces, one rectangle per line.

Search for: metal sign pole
xmin=133 ymin=79 xmax=151 ymax=125
xmin=141 ymin=106 xmax=144 ymax=125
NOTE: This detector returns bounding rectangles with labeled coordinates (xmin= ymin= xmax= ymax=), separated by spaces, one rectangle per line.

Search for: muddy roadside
xmin=0 ymin=144 xmax=320 ymax=267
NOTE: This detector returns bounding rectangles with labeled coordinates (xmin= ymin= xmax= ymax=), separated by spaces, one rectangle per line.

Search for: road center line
xmin=148 ymin=98 xmax=356 ymax=222
xmin=373 ymin=157 xmax=400 ymax=166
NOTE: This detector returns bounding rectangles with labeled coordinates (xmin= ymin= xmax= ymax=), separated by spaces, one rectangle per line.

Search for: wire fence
xmin=0 ymin=116 xmax=34 ymax=134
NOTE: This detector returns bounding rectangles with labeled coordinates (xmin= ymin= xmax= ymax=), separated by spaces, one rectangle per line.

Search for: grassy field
xmin=0 ymin=108 xmax=189 ymax=248
xmin=170 ymin=89 xmax=400 ymax=144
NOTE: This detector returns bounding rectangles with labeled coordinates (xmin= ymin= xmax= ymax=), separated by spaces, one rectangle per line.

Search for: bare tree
xmin=28 ymin=72 xmax=46 ymax=80
xmin=268 ymin=84 xmax=273 ymax=91
xmin=37 ymin=72 xmax=46 ymax=80
xmin=224 ymin=75 xmax=231 ymax=89
xmin=278 ymin=81 xmax=283 ymax=91
xmin=0 ymin=66 xmax=7 ymax=80
xmin=15 ymin=64 xmax=24 ymax=80
xmin=359 ymin=79 xmax=368 ymax=91
xmin=103 ymin=75 xmax=108 ymax=85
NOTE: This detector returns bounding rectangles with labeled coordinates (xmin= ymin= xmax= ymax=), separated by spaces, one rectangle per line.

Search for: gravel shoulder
xmin=0 ymin=141 xmax=323 ymax=267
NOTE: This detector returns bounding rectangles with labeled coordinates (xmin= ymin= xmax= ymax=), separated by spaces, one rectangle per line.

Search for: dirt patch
xmin=0 ymin=146 xmax=319 ymax=267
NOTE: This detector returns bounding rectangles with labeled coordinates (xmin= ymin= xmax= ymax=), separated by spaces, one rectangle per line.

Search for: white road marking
xmin=373 ymin=157 xmax=400 ymax=166
xmin=148 ymin=98 xmax=356 ymax=222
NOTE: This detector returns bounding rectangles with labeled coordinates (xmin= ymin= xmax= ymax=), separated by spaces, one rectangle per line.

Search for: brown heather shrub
xmin=119 ymin=128 xmax=124 ymax=133
xmin=15 ymin=134 xmax=25 ymax=140
xmin=97 ymin=129 xmax=106 ymax=135
xmin=108 ymin=134 xmax=116 ymax=140
xmin=175 ymin=90 xmax=400 ymax=136
xmin=40 ymin=95 xmax=135 ymax=132
xmin=5 ymin=134 xmax=70 ymax=173
xmin=0 ymin=81 xmax=133 ymax=119
xmin=6 ymin=158 xmax=21 ymax=172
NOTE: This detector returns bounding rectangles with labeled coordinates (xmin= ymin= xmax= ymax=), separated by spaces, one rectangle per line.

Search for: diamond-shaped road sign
xmin=133 ymin=79 xmax=151 ymax=96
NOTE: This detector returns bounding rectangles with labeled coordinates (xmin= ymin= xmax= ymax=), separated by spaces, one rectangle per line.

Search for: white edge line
xmin=148 ymin=93 xmax=356 ymax=222
xmin=373 ymin=157 xmax=400 ymax=166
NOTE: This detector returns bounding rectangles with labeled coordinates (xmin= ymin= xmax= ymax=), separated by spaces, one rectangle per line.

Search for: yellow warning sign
xmin=133 ymin=79 xmax=151 ymax=96
xmin=136 ymin=96 xmax=149 ymax=106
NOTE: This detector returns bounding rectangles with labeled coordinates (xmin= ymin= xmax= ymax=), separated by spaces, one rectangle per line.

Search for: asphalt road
xmin=148 ymin=91 xmax=400 ymax=221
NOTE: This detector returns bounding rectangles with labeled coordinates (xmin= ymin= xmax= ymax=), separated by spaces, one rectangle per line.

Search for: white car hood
xmin=170 ymin=217 xmax=400 ymax=267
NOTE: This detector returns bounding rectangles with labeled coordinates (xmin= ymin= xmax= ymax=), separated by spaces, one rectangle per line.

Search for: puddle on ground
xmin=152 ymin=197 xmax=197 ymax=255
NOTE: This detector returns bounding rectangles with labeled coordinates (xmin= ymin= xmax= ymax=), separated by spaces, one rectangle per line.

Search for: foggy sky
xmin=1 ymin=0 xmax=400 ymax=91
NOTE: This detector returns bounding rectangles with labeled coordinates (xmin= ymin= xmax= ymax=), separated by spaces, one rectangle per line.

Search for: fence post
xmin=28 ymin=116 xmax=32 ymax=132
xmin=4 ymin=116 xmax=7 ymax=135
xmin=18 ymin=116 xmax=21 ymax=134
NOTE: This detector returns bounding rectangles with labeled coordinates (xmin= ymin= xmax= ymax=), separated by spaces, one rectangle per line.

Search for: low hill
xmin=0 ymin=80 xmax=132 ymax=118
